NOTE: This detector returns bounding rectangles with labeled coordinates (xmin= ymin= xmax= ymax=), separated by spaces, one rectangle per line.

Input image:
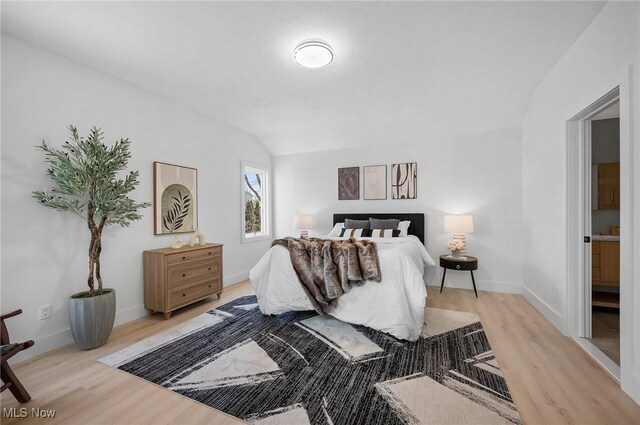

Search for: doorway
xmin=589 ymin=102 xmax=620 ymax=365
xmin=566 ymin=86 xmax=623 ymax=380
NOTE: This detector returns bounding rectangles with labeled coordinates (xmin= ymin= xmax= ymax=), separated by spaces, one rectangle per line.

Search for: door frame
xmin=566 ymin=86 xmax=619 ymax=341
xmin=567 ymin=73 xmax=636 ymax=386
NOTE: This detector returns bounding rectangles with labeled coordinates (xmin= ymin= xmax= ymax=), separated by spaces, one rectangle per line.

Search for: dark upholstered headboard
xmin=333 ymin=213 xmax=425 ymax=245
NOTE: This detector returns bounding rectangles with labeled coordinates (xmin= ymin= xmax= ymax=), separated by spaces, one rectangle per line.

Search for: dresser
xmin=144 ymin=243 xmax=223 ymax=319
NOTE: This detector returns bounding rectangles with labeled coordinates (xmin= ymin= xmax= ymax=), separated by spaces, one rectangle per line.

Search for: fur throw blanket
xmin=271 ymin=237 xmax=382 ymax=314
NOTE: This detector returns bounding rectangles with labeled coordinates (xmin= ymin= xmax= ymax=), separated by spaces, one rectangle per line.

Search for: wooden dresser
xmin=144 ymin=243 xmax=223 ymax=319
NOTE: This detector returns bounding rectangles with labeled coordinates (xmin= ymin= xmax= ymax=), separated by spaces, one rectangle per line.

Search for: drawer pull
xmin=182 ymin=256 xmax=186 ymax=260
xmin=208 ymin=252 xmax=212 ymax=255
xmin=182 ymin=293 xmax=186 ymax=297
xmin=182 ymin=273 xmax=186 ymax=277
xmin=208 ymin=284 xmax=212 ymax=288
xmin=456 ymin=265 xmax=461 ymax=270
xmin=208 ymin=267 xmax=212 ymax=271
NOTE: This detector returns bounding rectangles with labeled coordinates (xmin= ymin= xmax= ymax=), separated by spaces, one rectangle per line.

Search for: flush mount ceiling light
xmin=293 ymin=39 xmax=334 ymax=69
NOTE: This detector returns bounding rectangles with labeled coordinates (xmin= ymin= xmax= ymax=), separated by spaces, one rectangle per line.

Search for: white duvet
xmin=250 ymin=235 xmax=437 ymax=341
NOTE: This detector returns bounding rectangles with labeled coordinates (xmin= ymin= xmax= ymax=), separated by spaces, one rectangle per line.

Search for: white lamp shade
xmin=294 ymin=215 xmax=315 ymax=230
xmin=444 ymin=215 xmax=474 ymax=233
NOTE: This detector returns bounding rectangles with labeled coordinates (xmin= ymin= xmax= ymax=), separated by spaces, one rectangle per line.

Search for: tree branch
xmin=244 ymin=174 xmax=261 ymax=201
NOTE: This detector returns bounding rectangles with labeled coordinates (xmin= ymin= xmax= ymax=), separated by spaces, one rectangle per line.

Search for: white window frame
xmin=241 ymin=161 xmax=271 ymax=243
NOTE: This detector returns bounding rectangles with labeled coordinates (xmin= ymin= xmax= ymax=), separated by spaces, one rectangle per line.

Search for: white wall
xmin=274 ymin=127 xmax=523 ymax=294
xmin=0 ymin=35 xmax=272 ymax=360
xmin=521 ymin=2 xmax=640 ymax=403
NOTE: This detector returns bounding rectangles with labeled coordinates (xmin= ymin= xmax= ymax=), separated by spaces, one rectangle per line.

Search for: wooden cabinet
xmin=144 ymin=243 xmax=223 ymax=319
xmin=592 ymin=240 xmax=619 ymax=309
xmin=592 ymin=241 xmax=619 ymax=286
xmin=597 ymin=163 xmax=620 ymax=210
xmin=599 ymin=241 xmax=620 ymax=284
xmin=591 ymin=241 xmax=601 ymax=282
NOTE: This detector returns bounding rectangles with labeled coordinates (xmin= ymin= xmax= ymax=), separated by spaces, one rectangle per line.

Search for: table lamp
xmin=294 ymin=215 xmax=315 ymax=238
xmin=444 ymin=214 xmax=474 ymax=254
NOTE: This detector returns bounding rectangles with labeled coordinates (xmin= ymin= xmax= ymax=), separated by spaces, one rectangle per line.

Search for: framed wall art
xmin=338 ymin=167 xmax=359 ymax=200
xmin=153 ymin=162 xmax=198 ymax=234
xmin=364 ymin=165 xmax=387 ymax=200
xmin=391 ymin=162 xmax=417 ymax=199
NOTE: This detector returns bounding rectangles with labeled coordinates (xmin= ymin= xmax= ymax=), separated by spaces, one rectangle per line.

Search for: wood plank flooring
xmin=2 ymin=281 xmax=639 ymax=424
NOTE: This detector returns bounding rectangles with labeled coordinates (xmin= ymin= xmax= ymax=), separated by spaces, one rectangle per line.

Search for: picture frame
xmin=338 ymin=167 xmax=360 ymax=200
xmin=391 ymin=162 xmax=417 ymax=199
xmin=153 ymin=161 xmax=198 ymax=235
xmin=364 ymin=165 xmax=387 ymax=200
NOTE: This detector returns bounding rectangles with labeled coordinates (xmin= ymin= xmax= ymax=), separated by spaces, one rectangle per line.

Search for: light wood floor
xmin=2 ymin=281 xmax=639 ymax=425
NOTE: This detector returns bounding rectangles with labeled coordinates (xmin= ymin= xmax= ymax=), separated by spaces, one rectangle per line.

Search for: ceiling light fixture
xmin=293 ymin=39 xmax=334 ymax=69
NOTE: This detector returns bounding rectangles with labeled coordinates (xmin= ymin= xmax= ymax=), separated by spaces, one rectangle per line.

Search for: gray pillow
xmin=345 ymin=219 xmax=370 ymax=229
xmin=369 ymin=218 xmax=400 ymax=230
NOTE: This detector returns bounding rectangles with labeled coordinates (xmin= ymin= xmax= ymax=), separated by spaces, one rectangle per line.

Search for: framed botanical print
xmin=153 ymin=162 xmax=198 ymax=234
xmin=338 ymin=167 xmax=359 ymax=200
xmin=364 ymin=165 xmax=387 ymax=200
xmin=391 ymin=162 xmax=417 ymax=199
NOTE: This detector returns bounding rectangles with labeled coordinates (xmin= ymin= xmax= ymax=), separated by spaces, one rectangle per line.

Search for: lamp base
xmin=454 ymin=233 xmax=467 ymax=255
xmin=299 ymin=230 xmax=309 ymax=239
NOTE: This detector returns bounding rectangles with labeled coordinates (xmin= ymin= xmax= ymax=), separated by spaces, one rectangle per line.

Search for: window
xmin=242 ymin=162 xmax=270 ymax=242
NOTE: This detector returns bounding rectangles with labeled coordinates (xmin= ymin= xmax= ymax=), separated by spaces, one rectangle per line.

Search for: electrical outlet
xmin=39 ymin=304 xmax=51 ymax=320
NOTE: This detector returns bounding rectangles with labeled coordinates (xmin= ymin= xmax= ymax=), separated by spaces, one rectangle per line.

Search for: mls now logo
xmin=3 ymin=408 xmax=56 ymax=418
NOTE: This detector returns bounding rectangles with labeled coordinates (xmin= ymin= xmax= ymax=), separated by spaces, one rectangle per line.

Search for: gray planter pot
xmin=68 ymin=288 xmax=116 ymax=350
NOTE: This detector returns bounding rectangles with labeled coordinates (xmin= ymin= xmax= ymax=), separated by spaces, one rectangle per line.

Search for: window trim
xmin=241 ymin=161 xmax=271 ymax=243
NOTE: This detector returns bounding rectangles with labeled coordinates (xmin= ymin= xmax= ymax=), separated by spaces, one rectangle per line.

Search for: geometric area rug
xmin=100 ymin=295 xmax=521 ymax=425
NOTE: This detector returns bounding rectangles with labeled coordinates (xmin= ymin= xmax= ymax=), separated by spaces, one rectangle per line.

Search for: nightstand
xmin=439 ymin=255 xmax=479 ymax=298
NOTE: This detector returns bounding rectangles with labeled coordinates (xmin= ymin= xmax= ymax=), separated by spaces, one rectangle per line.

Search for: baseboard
xmin=11 ymin=327 xmax=75 ymax=364
xmin=113 ymin=305 xmax=149 ymax=327
xmin=521 ymin=285 xmax=564 ymax=332
xmin=11 ymin=304 xmax=150 ymax=364
xmin=572 ymin=337 xmax=620 ymax=382
xmin=224 ymin=270 xmax=250 ymax=287
xmin=427 ymin=279 xmax=522 ymax=294
xmin=12 ymin=270 xmax=252 ymax=364
xmin=622 ymin=377 xmax=640 ymax=406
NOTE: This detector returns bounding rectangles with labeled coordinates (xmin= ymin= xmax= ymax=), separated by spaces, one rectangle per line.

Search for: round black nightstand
xmin=439 ymin=255 xmax=479 ymax=297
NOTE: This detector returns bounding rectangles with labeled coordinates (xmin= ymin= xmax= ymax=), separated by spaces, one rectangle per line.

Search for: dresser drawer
xmin=167 ymin=258 xmax=221 ymax=289
xmin=170 ymin=279 xmax=219 ymax=309
xmin=167 ymin=246 xmax=222 ymax=266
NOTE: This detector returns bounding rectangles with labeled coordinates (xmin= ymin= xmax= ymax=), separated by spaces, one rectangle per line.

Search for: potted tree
xmin=33 ymin=126 xmax=150 ymax=350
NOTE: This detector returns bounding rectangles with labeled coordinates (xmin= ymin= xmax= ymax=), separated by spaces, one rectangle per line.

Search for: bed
xmin=250 ymin=213 xmax=437 ymax=341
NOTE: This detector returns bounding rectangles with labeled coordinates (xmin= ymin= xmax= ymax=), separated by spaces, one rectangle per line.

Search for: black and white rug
xmin=100 ymin=296 xmax=521 ymax=425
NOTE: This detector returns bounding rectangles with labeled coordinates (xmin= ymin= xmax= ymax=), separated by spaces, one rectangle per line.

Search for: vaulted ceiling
xmin=2 ymin=1 xmax=605 ymax=155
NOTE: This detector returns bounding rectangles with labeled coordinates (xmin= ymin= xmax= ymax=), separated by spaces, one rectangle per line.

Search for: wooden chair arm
xmin=0 ymin=310 xmax=23 ymax=322
xmin=1 ymin=340 xmax=34 ymax=363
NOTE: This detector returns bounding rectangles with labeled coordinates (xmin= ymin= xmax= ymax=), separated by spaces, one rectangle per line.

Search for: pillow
xmin=345 ymin=219 xmax=370 ymax=229
xmin=327 ymin=223 xmax=345 ymax=237
xmin=339 ymin=228 xmax=370 ymax=238
xmin=397 ymin=220 xmax=411 ymax=237
xmin=369 ymin=218 xmax=400 ymax=230
xmin=370 ymin=229 xmax=401 ymax=238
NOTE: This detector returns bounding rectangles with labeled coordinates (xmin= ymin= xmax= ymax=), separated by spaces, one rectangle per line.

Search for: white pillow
xmin=327 ymin=223 xmax=345 ymax=237
xmin=397 ymin=220 xmax=411 ymax=237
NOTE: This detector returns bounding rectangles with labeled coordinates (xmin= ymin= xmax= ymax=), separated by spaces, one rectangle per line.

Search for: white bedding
xmin=250 ymin=235 xmax=437 ymax=341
